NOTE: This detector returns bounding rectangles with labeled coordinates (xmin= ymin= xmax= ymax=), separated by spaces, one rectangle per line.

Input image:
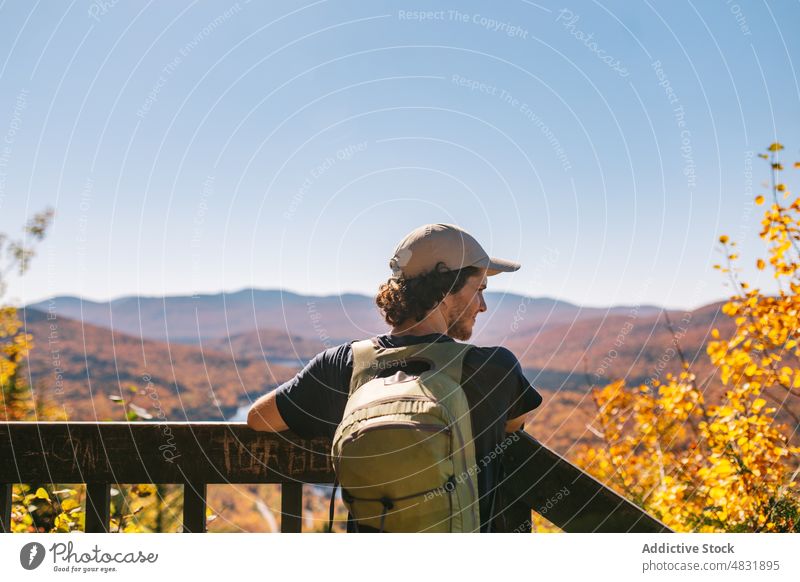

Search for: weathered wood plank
xmin=280 ymin=482 xmax=303 ymax=533
xmin=490 ymin=495 xmax=533 ymax=533
xmin=0 ymin=422 xmax=672 ymax=534
xmin=0 ymin=423 xmax=333 ymax=484
xmin=501 ymin=431 xmax=672 ymax=533
xmin=85 ymin=483 xmax=110 ymax=533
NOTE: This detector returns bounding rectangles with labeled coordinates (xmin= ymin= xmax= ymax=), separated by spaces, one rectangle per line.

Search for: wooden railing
xmin=0 ymin=422 xmax=672 ymax=533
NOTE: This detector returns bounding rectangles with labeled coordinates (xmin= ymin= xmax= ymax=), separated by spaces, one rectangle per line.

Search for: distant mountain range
xmin=19 ymin=307 xmax=298 ymax=422
xmin=27 ymin=289 xmax=667 ymax=347
xmin=28 ymin=289 xmax=374 ymax=346
xmin=508 ymin=300 xmax=733 ymax=389
xmin=22 ymin=288 xmax=797 ymax=456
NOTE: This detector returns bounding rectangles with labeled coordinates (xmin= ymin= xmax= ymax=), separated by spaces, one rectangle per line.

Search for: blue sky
xmin=0 ymin=0 xmax=798 ymax=310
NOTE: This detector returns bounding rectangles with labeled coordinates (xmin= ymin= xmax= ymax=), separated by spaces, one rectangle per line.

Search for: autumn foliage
xmin=575 ymin=143 xmax=800 ymax=532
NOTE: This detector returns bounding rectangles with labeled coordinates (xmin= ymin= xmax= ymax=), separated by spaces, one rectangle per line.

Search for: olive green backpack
xmin=329 ymin=338 xmax=481 ymax=532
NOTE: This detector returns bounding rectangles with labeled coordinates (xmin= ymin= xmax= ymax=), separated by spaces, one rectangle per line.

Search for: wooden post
xmin=85 ymin=483 xmax=111 ymax=533
xmin=280 ymin=482 xmax=303 ymax=533
xmin=182 ymin=480 xmax=207 ymax=533
xmin=0 ymin=483 xmax=12 ymax=533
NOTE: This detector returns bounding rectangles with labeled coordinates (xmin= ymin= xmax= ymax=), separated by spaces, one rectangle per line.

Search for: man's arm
xmin=250 ymin=390 xmax=526 ymax=433
xmin=246 ymin=390 xmax=289 ymax=432
xmin=501 ymin=347 xmax=542 ymax=433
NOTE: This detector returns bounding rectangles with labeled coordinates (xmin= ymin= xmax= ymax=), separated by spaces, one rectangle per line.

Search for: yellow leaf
xmin=768 ymin=142 xmax=784 ymax=152
xmin=709 ymin=486 xmax=726 ymax=500
xmin=35 ymin=487 xmax=50 ymax=502
xmin=752 ymin=398 xmax=766 ymax=413
xmin=757 ymin=259 xmax=765 ymax=270
xmin=719 ymin=235 xmax=729 ymax=244
xmin=755 ymin=195 xmax=765 ymax=205
xmin=53 ymin=513 xmax=74 ymax=532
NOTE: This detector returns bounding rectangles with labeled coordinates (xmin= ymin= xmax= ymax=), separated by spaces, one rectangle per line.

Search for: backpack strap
xmin=349 ymin=337 xmax=472 ymax=396
xmin=327 ymin=479 xmax=338 ymax=533
xmin=349 ymin=338 xmax=381 ymax=396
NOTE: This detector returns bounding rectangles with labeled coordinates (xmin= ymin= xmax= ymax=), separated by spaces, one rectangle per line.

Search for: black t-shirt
xmin=274 ymin=332 xmax=543 ymax=532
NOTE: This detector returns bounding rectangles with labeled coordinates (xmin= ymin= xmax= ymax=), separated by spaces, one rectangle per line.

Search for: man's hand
xmin=246 ymin=390 xmax=289 ymax=432
xmin=504 ymin=413 xmax=527 ymax=433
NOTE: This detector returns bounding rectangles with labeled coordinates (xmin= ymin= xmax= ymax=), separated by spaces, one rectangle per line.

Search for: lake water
xmin=231 ymin=406 xmax=248 ymax=421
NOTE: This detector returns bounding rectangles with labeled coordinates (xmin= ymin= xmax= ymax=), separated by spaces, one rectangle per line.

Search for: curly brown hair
xmin=375 ymin=262 xmax=481 ymax=327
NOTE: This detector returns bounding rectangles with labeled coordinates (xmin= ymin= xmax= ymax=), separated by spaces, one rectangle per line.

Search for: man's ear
xmin=435 ymin=293 xmax=452 ymax=314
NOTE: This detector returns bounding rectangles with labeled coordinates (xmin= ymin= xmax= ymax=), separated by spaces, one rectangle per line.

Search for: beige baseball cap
xmin=389 ymin=223 xmax=520 ymax=279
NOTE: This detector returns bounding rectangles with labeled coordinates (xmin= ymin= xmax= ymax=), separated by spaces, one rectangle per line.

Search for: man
xmin=247 ymin=223 xmax=542 ymax=531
